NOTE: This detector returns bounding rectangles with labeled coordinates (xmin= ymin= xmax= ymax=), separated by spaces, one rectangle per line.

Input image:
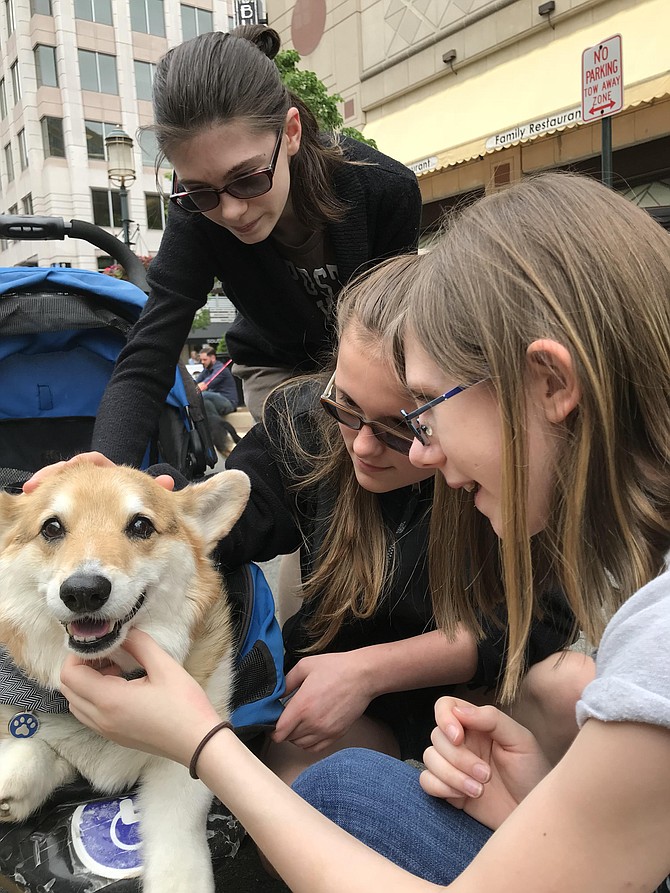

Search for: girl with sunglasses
xmin=61 ymin=172 xmax=670 ymax=893
xmin=89 ymin=24 xmax=421 ymax=466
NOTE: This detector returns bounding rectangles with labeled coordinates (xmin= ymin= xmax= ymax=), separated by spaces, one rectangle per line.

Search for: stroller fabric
xmin=0 ymin=267 xmax=214 ymax=486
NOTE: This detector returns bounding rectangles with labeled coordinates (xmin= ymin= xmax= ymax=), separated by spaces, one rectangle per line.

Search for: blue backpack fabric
xmin=226 ymin=563 xmax=286 ymax=737
xmin=0 ymin=266 xmax=215 ymax=482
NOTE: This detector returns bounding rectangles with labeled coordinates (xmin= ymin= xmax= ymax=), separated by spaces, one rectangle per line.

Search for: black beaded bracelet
xmin=189 ymin=720 xmax=235 ymax=779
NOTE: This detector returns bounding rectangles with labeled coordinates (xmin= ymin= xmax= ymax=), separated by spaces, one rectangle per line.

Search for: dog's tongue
xmin=68 ymin=618 xmax=112 ymax=639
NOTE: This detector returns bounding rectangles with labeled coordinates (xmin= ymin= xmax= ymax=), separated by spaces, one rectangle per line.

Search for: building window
xmin=5 ymin=0 xmax=15 ymax=36
xmin=18 ymin=129 xmax=28 ymax=169
xmin=78 ymin=50 xmax=118 ymax=94
xmin=10 ymin=60 xmax=21 ymax=105
xmin=4 ymin=142 xmax=15 ymax=182
xmin=85 ymin=119 xmax=117 ymax=159
xmin=134 ymin=60 xmax=155 ymax=102
xmin=41 ymin=115 xmax=66 ymax=157
xmin=22 ymin=193 xmax=34 ymax=214
xmin=145 ymin=192 xmax=166 ymax=229
xmin=34 ymin=44 xmax=59 ymax=88
xmin=8 ymin=203 xmax=18 ymax=214
xmin=181 ymin=4 xmax=213 ymax=40
xmin=138 ymin=130 xmax=169 ymax=170
xmin=91 ymin=187 xmax=121 ymax=228
xmin=227 ymin=14 xmax=234 ymax=31
xmin=0 ymin=80 xmax=6 ymax=119
xmin=30 ymin=0 xmax=52 ymax=14
xmin=129 ymin=0 xmax=165 ymax=36
xmin=74 ymin=0 xmax=112 ymax=24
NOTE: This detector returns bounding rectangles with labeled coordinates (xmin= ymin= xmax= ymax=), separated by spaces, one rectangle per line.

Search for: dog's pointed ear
xmin=0 ymin=490 xmax=23 ymax=540
xmin=173 ymin=470 xmax=251 ymax=550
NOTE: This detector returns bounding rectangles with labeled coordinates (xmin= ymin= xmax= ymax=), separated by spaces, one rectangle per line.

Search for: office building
xmin=0 ymin=0 xmax=235 ymax=267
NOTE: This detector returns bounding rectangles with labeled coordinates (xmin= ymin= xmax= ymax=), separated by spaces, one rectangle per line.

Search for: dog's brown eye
xmin=127 ymin=515 xmax=156 ymax=540
xmin=41 ymin=518 xmax=65 ymax=540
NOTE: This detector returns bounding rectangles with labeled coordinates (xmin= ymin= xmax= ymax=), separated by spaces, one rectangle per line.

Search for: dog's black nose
xmin=60 ymin=573 xmax=111 ymax=613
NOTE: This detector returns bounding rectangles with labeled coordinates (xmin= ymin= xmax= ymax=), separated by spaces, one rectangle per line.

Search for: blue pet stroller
xmin=0 ymin=218 xmax=286 ymax=891
xmin=0 ymin=215 xmax=217 ymax=489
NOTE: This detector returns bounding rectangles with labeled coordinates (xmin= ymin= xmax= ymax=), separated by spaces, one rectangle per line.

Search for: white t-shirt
xmin=577 ymin=568 xmax=670 ymax=729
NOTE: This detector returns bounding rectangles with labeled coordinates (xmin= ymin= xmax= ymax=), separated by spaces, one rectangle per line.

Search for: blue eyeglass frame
xmin=401 ymin=385 xmax=470 ymax=446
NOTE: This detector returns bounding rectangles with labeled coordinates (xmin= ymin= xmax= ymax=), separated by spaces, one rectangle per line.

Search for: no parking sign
xmin=581 ymin=34 xmax=623 ymax=123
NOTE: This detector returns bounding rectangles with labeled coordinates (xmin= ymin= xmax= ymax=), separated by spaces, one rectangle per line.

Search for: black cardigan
xmin=92 ymin=137 xmax=421 ymax=466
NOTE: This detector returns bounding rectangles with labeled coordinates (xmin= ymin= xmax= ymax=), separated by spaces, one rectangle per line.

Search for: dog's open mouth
xmin=64 ymin=594 xmax=146 ymax=654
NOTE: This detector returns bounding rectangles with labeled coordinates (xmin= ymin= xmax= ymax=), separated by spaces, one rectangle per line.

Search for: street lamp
xmin=105 ymin=126 xmax=136 ymax=249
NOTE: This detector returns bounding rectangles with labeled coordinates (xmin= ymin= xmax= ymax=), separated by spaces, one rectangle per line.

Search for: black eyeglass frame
xmin=320 ymin=371 xmax=415 ymax=456
xmin=169 ymin=128 xmax=284 ymax=213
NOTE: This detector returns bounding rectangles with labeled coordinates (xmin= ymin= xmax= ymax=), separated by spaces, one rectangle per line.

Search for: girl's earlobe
xmin=526 ymin=339 xmax=581 ymax=424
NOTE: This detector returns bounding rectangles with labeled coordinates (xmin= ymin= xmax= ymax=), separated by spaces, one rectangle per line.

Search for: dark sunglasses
xmin=170 ymin=128 xmax=283 ymax=214
xmin=320 ymin=372 xmax=414 ymax=456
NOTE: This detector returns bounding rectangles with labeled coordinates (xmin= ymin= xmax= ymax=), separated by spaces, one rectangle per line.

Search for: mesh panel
xmin=231 ymin=641 xmax=277 ymax=710
xmin=0 ymin=291 xmax=132 ymax=336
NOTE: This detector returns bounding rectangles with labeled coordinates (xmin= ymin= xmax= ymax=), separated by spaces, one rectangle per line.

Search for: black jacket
xmin=212 ymin=382 xmax=576 ymax=690
xmin=92 ymin=137 xmax=421 ymax=466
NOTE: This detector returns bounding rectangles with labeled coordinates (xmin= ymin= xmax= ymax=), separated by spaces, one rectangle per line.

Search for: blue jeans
xmin=202 ymin=392 xmax=238 ymax=452
xmin=292 ymin=749 xmax=492 ymax=885
xmin=202 ymin=391 xmax=236 ymax=418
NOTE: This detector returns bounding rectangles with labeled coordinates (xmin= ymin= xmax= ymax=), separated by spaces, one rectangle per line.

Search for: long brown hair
xmin=407 ymin=172 xmax=670 ymax=700
xmin=269 ymin=254 xmax=421 ymax=650
xmin=148 ymin=26 xmax=348 ymax=230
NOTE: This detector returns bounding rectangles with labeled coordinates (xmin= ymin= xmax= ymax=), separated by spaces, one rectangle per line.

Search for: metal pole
xmin=601 ymin=116 xmax=613 ymax=188
xmin=119 ymin=181 xmax=131 ymax=248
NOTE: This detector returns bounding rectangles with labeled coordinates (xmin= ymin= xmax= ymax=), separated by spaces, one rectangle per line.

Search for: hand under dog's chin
xmin=74 ymin=628 xmax=143 ymax=675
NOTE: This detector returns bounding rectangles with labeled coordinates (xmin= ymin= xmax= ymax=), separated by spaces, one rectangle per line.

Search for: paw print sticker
xmin=8 ymin=712 xmax=40 ymax=739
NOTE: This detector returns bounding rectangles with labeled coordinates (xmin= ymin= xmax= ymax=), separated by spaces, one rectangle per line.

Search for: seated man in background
xmin=196 ymin=345 xmax=240 ymax=453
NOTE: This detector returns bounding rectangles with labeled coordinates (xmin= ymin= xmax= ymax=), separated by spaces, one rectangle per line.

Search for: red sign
xmin=581 ymin=35 xmax=623 ymax=123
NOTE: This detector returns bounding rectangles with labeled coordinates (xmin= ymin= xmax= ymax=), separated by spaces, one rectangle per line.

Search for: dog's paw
xmin=0 ymin=738 xmax=77 ymax=822
xmin=0 ymin=786 xmax=45 ymax=823
xmin=0 ymin=768 xmax=53 ymax=823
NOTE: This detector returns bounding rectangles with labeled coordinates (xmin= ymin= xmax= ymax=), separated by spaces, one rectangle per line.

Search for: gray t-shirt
xmin=577 ymin=568 xmax=670 ymax=729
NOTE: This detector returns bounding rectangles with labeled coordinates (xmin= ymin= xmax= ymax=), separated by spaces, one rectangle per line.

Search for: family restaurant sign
xmin=485 ymin=108 xmax=582 ymax=151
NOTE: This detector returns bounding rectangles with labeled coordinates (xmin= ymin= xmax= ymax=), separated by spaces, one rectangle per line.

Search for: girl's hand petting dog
xmin=23 ymin=452 xmax=175 ymax=494
xmin=60 ymin=629 xmax=219 ymax=768
xmin=420 ymin=697 xmax=552 ymax=831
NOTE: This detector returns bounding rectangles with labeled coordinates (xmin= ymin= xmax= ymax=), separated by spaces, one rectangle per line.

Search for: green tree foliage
xmin=191 ymin=308 xmax=211 ymax=330
xmin=276 ymin=49 xmax=377 ymax=148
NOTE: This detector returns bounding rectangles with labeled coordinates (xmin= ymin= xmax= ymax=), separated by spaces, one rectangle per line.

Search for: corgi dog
xmin=0 ymin=462 xmax=250 ymax=893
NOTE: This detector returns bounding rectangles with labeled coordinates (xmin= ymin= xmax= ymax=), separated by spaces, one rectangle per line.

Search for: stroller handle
xmin=0 ymin=215 xmax=148 ymax=293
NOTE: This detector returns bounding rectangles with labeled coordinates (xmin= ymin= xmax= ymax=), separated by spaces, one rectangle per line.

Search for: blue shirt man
xmin=196 ymin=348 xmax=239 ymax=411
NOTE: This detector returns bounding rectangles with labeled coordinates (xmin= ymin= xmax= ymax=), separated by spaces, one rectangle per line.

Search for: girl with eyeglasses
xmin=60 ymin=172 xmax=670 ymax=892
xmin=89 ymin=24 xmax=421 ymax=466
